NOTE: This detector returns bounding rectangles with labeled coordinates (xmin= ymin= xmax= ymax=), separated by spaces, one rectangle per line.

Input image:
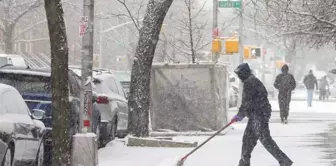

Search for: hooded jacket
xmin=274 ymin=64 xmax=296 ymax=92
xmin=303 ymin=71 xmax=318 ymax=90
xmin=234 ymin=63 xmax=271 ymax=119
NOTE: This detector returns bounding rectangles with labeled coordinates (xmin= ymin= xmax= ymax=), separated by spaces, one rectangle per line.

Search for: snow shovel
xmin=176 ymin=120 xmax=236 ymax=166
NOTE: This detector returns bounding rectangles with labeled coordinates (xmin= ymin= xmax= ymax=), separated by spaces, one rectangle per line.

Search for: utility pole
xmin=80 ymin=0 xmax=94 ymax=133
xmin=237 ymin=0 xmax=244 ymax=108
xmin=71 ymin=0 xmax=98 ymax=165
xmin=99 ymin=19 xmax=103 ymax=68
xmin=212 ymin=0 xmax=219 ymax=63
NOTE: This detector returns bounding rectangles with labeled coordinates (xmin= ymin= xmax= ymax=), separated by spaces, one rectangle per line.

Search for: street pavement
xmin=99 ymin=100 xmax=336 ymax=166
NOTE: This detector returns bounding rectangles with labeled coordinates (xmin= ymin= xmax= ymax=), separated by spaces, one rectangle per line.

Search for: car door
xmin=8 ymin=89 xmax=41 ymax=162
xmin=1 ymin=90 xmax=29 ymax=163
xmin=16 ymin=90 xmax=42 ymax=162
xmin=0 ymin=96 xmax=12 ymax=163
xmin=111 ymin=77 xmax=128 ymax=131
xmin=104 ymin=77 xmax=125 ymax=129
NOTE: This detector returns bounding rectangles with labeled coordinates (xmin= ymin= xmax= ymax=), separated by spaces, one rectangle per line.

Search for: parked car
xmin=111 ymin=70 xmax=131 ymax=99
xmin=0 ymin=54 xmax=28 ymax=68
xmin=0 ymin=66 xmax=100 ymax=162
xmin=0 ymin=83 xmax=46 ymax=166
xmin=69 ymin=67 xmax=129 ymax=147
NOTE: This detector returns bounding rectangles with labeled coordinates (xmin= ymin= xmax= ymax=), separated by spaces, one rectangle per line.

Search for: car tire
xmin=36 ymin=142 xmax=44 ymax=166
xmin=95 ymin=122 xmax=101 ymax=148
xmin=109 ymin=118 xmax=117 ymax=142
xmin=2 ymin=146 xmax=12 ymax=166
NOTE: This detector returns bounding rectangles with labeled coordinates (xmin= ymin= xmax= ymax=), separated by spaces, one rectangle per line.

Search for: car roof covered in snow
xmin=69 ymin=67 xmax=117 ymax=81
xmin=0 ymin=66 xmax=51 ymax=77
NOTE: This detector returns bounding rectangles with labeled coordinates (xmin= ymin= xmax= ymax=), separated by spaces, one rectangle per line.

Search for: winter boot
xmin=284 ymin=119 xmax=288 ymax=124
xmin=279 ymin=160 xmax=293 ymax=166
xmin=281 ymin=118 xmax=284 ymax=124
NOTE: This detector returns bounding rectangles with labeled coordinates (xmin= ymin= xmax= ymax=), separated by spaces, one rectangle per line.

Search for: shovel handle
xmin=181 ymin=120 xmax=235 ymax=160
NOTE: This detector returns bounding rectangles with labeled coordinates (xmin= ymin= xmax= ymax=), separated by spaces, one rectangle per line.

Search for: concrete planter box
xmin=150 ymin=63 xmax=229 ymax=131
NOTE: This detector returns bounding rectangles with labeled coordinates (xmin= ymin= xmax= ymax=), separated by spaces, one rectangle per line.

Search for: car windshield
xmin=113 ymin=71 xmax=131 ymax=82
xmin=0 ymin=73 xmax=51 ymax=94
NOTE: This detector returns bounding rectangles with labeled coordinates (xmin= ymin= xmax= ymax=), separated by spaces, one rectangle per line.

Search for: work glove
xmin=232 ymin=115 xmax=243 ymax=122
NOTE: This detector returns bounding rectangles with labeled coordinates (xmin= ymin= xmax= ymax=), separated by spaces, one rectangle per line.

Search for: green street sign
xmin=218 ymin=1 xmax=242 ymax=8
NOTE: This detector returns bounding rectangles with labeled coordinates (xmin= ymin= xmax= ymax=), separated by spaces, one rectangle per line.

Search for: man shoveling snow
xmin=232 ymin=63 xmax=293 ymax=166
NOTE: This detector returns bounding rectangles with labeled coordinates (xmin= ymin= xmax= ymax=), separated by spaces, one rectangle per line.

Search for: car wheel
xmin=36 ymin=142 xmax=44 ymax=166
xmin=109 ymin=119 xmax=117 ymax=141
xmin=2 ymin=147 xmax=12 ymax=166
xmin=95 ymin=123 xmax=100 ymax=148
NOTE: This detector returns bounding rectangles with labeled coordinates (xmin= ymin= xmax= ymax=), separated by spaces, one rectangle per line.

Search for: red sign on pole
xmin=212 ymin=28 xmax=219 ymax=39
xmin=79 ymin=16 xmax=89 ymax=36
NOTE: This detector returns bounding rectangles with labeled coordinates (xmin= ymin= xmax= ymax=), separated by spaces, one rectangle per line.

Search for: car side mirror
xmin=230 ymin=77 xmax=236 ymax=82
xmin=32 ymin=109 xmax=45 ymax=120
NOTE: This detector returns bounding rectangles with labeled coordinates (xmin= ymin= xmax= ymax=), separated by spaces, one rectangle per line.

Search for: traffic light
xmin=225 ymin=39 xmax=239 ymax=54
xmin=244 ymin=47 xmax=250 ymax=59
xmin=212 ymin=39 xmax=222 ymax=53
xmin=251 ymin=48 xmax=261 ymax=58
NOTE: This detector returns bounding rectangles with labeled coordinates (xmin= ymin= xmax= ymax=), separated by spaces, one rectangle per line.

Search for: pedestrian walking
xmin=274 ymin=64 xmax=296 ymax=124
xmin=232 ymin=63 xmax=293 ymax=166
xmin=303 ymin=70 xmax=318 ymax=107
xmin=319 ymin=76 xmax=329 ymax=100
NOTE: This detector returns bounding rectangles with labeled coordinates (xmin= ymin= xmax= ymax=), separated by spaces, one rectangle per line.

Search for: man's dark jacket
xmin=274 ymin=65 xmax=296 ymax=92
xmin=235 ymin=63 xmax=271 ymax=119
xmin=303 ymin=73 xmax=318 ymax=90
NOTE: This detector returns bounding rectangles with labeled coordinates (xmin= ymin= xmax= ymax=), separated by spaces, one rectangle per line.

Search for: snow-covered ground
xmin=98 ymin=101 xmax=336 ymax=166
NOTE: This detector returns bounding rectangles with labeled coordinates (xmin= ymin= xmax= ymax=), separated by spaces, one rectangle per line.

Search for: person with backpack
xmin=303 ymin=70 xmax=318 ymax=107
xmin=274 ymin=64 xmax=296 ymax=124
xmin=232 ymin=63 xmax=293 ymax=166
xmin=319 ymin=76 xmax=329 ymax=100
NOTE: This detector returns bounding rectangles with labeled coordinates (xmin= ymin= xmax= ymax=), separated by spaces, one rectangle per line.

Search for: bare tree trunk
xmin=186 ymin=0 xmax=195 ymax=63
xmin=128 ymin=0 xmax=174 ymax=137
xmin=44 ymin=0 xmax=71 ymax=165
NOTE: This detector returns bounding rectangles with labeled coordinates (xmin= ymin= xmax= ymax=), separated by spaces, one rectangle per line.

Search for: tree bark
xmin=44 ymin=1 xmax=71 ymax=166
xmin=128 ymin=0 xmax=174 ymax=137
xmin=186 ymin=0 xmax=196 ymax=63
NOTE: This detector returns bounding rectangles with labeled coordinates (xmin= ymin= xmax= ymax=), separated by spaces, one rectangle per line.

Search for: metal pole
xmin=237 ymin=0 xmax=244 ymax=108
xmin=99 ymin=19 xmax=103 ymax=68
xmin=80 ymin=0 xmax=94 ymax=133
xmin=212 ymin=0 xmax=219 ymax=63
xmin=72 ymin=1 xmax=97 ymax=165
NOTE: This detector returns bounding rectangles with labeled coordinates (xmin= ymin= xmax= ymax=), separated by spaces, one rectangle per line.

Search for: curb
xmin=127 ymin=136 xmax=198 ymax=148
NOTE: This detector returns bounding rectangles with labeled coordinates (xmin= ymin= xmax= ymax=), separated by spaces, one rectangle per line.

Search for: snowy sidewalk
xmin=98 ymin=101 xmax=336 ymax=166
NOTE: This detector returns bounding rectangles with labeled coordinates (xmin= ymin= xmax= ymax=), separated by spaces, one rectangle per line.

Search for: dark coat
xmin=274 ymin=65 xmax=296 ymax=92
xmin=234 ymin=63 xmax=272 ymax=119
xmin=303 ymin=73 xmax=318 ymax=90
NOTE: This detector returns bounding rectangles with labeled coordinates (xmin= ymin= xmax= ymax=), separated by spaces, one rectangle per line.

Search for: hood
xmin=234 ymin=63 xmax=252 ymax=82
xmin=281 ymin=64 xmax=289 ymax=73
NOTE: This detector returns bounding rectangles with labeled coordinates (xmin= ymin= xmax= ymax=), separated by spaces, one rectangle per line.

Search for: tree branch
xmin=117 ymin=0 xmax=140 ymax=32
xmin=12 ymin=0 xmax=42 ymax=26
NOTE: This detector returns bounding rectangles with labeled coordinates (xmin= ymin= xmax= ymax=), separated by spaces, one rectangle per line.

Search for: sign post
xmin=71 ymin=0 xmax=98 ymax=165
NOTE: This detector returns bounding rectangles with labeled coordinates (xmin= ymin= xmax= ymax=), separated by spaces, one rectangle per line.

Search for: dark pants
xmin=278 ymin=91 xmax=292 ymax=120
xmin=319 ymin=89 xmax=327 ymax=100
xmin=238 ymin=117 xmax=291 ymax=166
